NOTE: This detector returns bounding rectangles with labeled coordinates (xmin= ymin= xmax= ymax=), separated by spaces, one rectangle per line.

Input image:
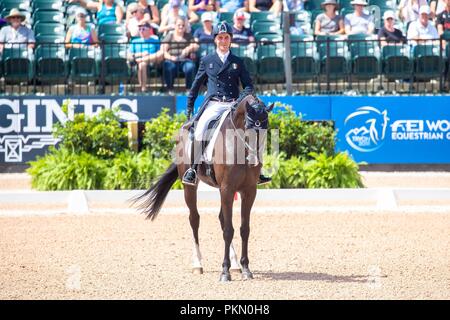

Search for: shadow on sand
xmin=255 ymin=271 xmax=373 ymax=283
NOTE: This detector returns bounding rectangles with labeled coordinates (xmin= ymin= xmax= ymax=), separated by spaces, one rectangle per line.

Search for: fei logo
xmin=344 ymin=106 xmax=390 ymax=152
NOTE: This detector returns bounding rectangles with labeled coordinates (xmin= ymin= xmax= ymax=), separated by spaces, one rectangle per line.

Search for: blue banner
xmin=332 ymin=96 xmax=450 ymax=164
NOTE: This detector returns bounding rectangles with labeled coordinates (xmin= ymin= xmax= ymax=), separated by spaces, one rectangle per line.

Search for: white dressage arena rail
xmin=1 ymin=187 xmax=450 ymax=215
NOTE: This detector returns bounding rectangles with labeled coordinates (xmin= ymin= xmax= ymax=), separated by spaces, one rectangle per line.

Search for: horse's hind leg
xmin=219 ymin=209 xmax=241 ymax=273
xmin=185 ymin=185 xmax=203 ymax=274
xmin=240 ymin=187 xmax=257 ymax=280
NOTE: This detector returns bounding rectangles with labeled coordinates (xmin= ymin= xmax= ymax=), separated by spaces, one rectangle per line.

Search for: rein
xmin=228 ymin=104 xmax=267 ymax=157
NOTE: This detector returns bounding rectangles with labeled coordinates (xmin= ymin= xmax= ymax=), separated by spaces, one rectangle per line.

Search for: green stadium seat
xmin=304 ymin=0 xmax=323 ymax=11
xmin=318 ymin=40 xmax=348 ymax=78
xmin=32 ymin=11 xmax=65 ymax=25
xmin=252 ymin=21 xmax=282 ymax=37
xmin=250 ymin=12 xmax=281 ymax=25
xmin=98 ymin=23 xmax=126 ymax=38
xmin=68 ymin=47 xmax=98 ymax=84
xmin=99 ymin=34 xmax=129 ymax=43
xmin=2 ymin=47 xmax=34 ymax=84
xmin=218 ymin=12 xmax=234 ymax=24
xmin=349 ymin=37 xmax=379 ymax=80
xmin=190 ymin=22 xmax=203 ymax=34
xmin=35 ymin=34 xmax=65 ymax=44
xmin=1 ymin=0 xmax=31 ymax=12
xmin=32 ymin=0 xmax=64 ymax=12
xmin=381 ymin=44 xmax=412 ymax=81
xmin=339 ymin=0 xmax=354 ymax=10
xmin=413 ymin=45 xmax=443 ymax=81
xmin=255 ymin=33 xmax=283 ymax=43
xmin=291 ymin=36 xmax=317 ymax=81
xmin=256 ymin=44 xmax=285 ymax=83
xmin=233 ymin=46 xmax=257 ymax=78
xmin=102 ymin=44 xmax=130 ymax=84
xmin=34 ymin=22 xmax=65 ymax=36
xmin=35 ymin=45 xmax=67 ymax=83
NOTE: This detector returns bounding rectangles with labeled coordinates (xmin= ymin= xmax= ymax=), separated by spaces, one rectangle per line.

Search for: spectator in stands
xmin=344 ymin=0 xmax=375 ymax=35
xmin=0 ymin=9 xmax=35 ymax=53
xmin=314 ymin=0 xmax=344 ymax=36
xmin=282 ymin=0 xmax=308 ymax=11
xmin=194 ymin=12 xmax=215 ymax=42
xmin=139 ymin=0 xmax=160 ymax=25
xmin=431 ymin=0 xmax=447 ymax=19
xmin=407 ymin=5 xmax=439 ymax=44
xmin=65 ymin=8 xmax=99 ymax=48
xmin=231 ymin=11 xmax=255 ymax=46
xmin=398 ymin=0 xmax=428 ymax=25
xmin=189 ymin=0 xmax=220 ymax=15
xmin=69 ymin=0 xmax=124 ymax=25
xmin=159 ymin=0 xmax=199 ymax=35
xmin=436 ymin=0 xmax=450 ymax=35
xmin=249 ymin=0 xmax=281 ymax=13
xmin=128 ymin=22 xmax=163 ymax=92
xmin=162 ymin=17 xmax=199 ymax=92
xmin=378 ymin=10 xmax=407 ymax=46
xmin=126 ymin=0 xmax=160 ymax=27
xmin=218 ymin=0 xmax=246 ymax=12
xmin=126 ymin=4 xmax=147 ymax=39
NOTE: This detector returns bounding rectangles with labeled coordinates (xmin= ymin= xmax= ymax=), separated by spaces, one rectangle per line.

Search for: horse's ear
xmin=266 ymin=103 xmax=275 ymax=113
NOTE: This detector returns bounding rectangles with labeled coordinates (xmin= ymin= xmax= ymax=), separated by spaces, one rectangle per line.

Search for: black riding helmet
xmin=213 ymin=21 xmax=233 ymax=38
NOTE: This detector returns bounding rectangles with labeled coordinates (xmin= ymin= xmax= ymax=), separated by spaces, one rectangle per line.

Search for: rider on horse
xmin=182 ymin=21 xmax=271 ymax=186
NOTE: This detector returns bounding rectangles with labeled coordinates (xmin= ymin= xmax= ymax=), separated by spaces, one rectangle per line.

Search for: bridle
xmin=229 ymin=99 xmax=268 ymax=161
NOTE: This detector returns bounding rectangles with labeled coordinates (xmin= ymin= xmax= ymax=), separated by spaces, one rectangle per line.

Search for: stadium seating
xmin=102 ymin=44 xmax=130 ymax=84
xmin=32 ymin=11 xmax=65 ymax=26
xmin=68 ymin=47 xmax=98 ymax=84
xmin=33 ymin=22 xmax=65 ymax=36
xmin=218 ymin=12 xmax=234 ymax=24
xmin=233 ymin=45 xmax=257 ymax=78
xmin=256 ymin=44 xmax=285 ymax=83
xmin=348 ymin=35 xmax=379 ymax=80
xmin=35 ymin=45 xmax=67 ymax=83
xmin=1 ymin=47 xmax=34 ymax=84
xmin=291 ymin=35 xmax=317 ymax=81
xmin=381 ymin=44 xmax=412 ymax=81
xmin=318 ymin=39 xmax=348 ymax=79
xmin=413 ymin=45 xmax=443 ymax=81
xmin=1 ymin=0 xmax=31 ymax=12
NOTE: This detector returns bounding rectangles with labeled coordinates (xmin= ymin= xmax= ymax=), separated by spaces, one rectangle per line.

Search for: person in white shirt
xmin=407 ymin=5 xmax=439 ymax=45
xmin=344 ymin=0 xmax=375 ymax=35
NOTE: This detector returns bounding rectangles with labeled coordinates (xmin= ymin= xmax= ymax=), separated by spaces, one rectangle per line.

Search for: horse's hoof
xmin=192 ymin=267 xmax=203 ymax=275
xmin=230 ymin=268 xmax=242 ymax=274
xmin=242 ymin=271 xmax=254 ymax=280
xmin=220 ymin=272 xmax=232 ymax=282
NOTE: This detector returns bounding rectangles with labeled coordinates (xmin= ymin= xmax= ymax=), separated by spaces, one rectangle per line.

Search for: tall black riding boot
xmin=182 ymin=137 xmax=202 ymax=186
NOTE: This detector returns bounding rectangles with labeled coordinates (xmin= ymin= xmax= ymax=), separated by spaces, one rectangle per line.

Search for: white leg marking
xmin=229 ymin=243 xmax=241 ymax=270
xmin=192 ymin=240 xmax=203 ymax=269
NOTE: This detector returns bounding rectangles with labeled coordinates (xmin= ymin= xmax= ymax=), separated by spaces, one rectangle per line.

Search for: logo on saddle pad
xmin=345 ymin=106 xmax=390 ymax=153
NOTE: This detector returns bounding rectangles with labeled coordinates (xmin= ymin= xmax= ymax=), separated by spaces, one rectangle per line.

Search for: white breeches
xmin=194 ymin=101 xmax=233 ymax=141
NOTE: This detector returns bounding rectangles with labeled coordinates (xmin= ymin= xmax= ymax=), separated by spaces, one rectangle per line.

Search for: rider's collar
xmin=216 ymin=49 xmax=230 ymax=63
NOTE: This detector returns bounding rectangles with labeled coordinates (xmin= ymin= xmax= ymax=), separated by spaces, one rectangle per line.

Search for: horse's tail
xmin=134 ymin=163 xmax=179 ymax=221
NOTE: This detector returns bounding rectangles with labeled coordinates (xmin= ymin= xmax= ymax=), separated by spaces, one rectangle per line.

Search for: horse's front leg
xmin=219 ymin=189 xmax=235 ymax=282
xmin=219 ymin=209 xmax=242 ymax=273
xmin=240 ymin=186 xmax=257 ymax=280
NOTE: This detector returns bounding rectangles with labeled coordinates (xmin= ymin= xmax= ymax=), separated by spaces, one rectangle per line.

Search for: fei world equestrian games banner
xmin=331 ymin=96 xmax=450 ymax=164
xmin=0 ymin=96 xmax=175 ymax=164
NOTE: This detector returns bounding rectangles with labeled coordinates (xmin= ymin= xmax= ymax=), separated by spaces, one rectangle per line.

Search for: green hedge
xmin=27 ymin=104 xmax=363 ymax=190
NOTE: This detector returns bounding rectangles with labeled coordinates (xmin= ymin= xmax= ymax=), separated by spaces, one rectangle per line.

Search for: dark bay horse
xmin=136 ymin=94 xmax=273 ymax=281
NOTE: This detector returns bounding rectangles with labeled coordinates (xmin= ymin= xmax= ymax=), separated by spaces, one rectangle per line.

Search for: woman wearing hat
xmin=344 ymin=0 xmax=375 ymax=35
xmin=314 ymin=0 xmax=344 ymax=35
xmin=377 ymin=10 xmax=407 ymax=46
xmin=0 ymin=8 xmax=35 ymax=53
